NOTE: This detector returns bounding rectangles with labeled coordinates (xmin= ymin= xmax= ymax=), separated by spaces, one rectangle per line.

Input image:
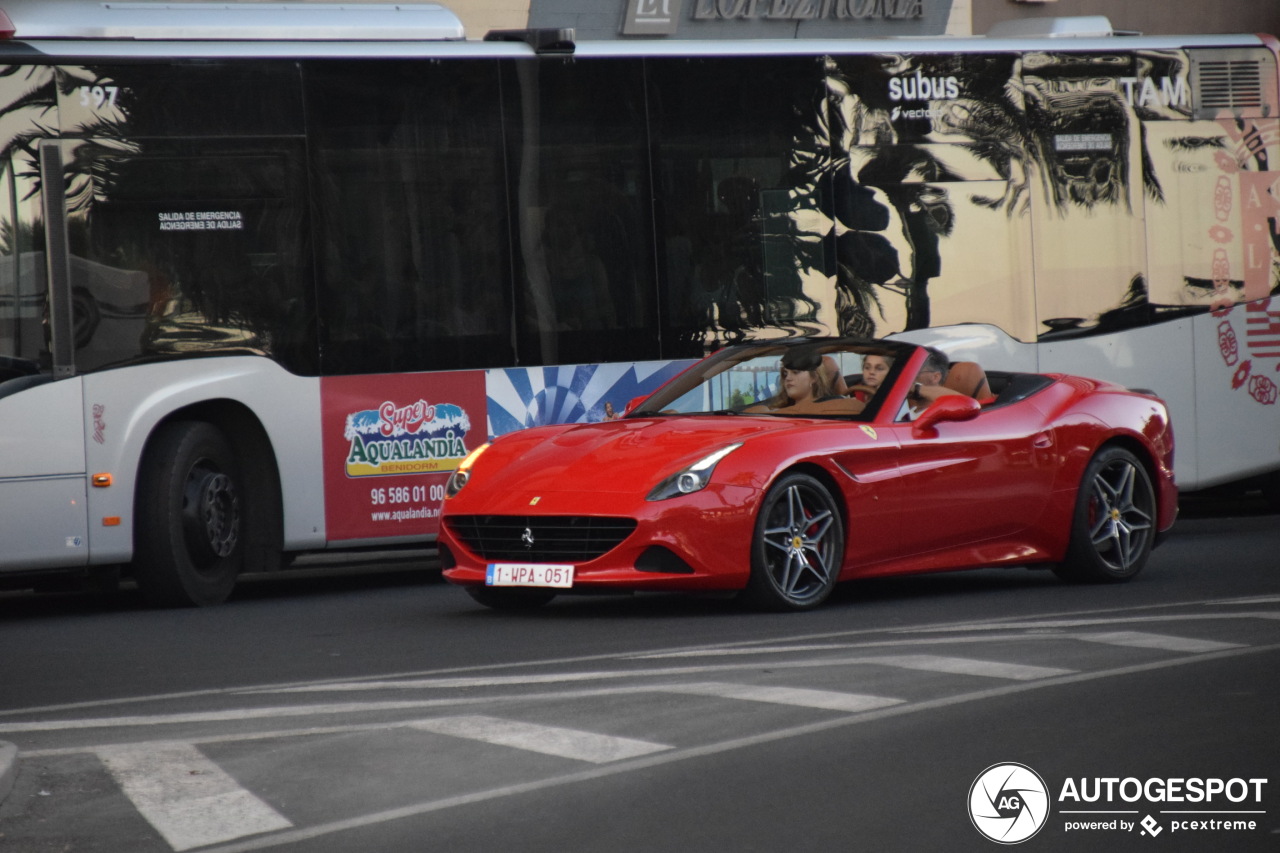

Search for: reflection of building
xmin=366 ymin=0 xmax=1278 ymax=40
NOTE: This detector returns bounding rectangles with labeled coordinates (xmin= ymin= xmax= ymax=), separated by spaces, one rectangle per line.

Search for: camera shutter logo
xmin=969 ymin=763 xmax=1050 ymax=844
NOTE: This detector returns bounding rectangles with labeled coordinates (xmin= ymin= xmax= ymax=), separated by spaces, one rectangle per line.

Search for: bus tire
xmin=133 ymin=421 xmax=244 ymax=607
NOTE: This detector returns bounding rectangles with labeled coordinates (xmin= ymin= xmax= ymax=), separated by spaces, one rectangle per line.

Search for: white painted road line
xmin=1073 ymin=631 xmax=1245 ymax=653
xmin=95 ymin=742 xmax=291 ymax=852
xmin=859 ymin=655 xmax=1073 ymax=680
xmin=630 ymin=644 xmax=855 ymax=659
xmin=251 ymin=653 xmax=1070 ymax=694
xmin=659 ymin=682 xmax=904 ymax=713
xmin=0 ymin=699 xmax=489 ymax=733
xmin=910 ymin=612 xmax=1280 ymax=632
xmin=407 ymin=716 xmax=670 ymax=763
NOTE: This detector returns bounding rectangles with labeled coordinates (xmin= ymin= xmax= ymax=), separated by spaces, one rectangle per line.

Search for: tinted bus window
xmin=503 ymin=56 xmax=658 ymax=366
xmin=305 ymin=60 xmax=512 ymax=375
xmin=56 ymin=60 xmax=305 ymax=139
xmin=56 ymin=62 xmax=314 ymax=374
xmin=0 ymin=156 xmax=47 ymax=381
xmin=647 ymin=56 xmax=826 ymax=355
xmin=73 ymin=139 xmax=314 ymax=372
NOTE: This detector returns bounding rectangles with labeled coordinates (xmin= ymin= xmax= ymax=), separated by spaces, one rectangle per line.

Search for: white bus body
xmin=1 ymin=0 xmax=1276 ymax=603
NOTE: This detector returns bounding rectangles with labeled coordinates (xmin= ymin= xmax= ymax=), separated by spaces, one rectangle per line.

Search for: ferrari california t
xmin=439 ymin=338 xmax=1177 ymax=611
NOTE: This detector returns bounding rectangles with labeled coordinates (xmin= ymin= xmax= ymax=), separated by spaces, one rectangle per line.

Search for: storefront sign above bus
xmin=603 ymin=0 xmax=951 ymax=39
xmin=690 ymin=0 xmax=925 ymax=22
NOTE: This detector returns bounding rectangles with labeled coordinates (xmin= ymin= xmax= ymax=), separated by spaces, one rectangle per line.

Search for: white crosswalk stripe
xmin=857 ymin=654 xmax=1073 ymax=680
xmin=94 ymin=742 xmax=292 ymax=852
xmin=1073 ymin=631 xmax=1244 ymax=653
xmin=407 ymin=715 xmax=670 ymax=763
xmin=657 ymin=682 xmax=904 ymax=712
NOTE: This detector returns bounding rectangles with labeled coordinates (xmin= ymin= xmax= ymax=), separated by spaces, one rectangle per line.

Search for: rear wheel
xmin=133 ymin=421 xmax=244 ymax=606
xmin=1053 ymin=446 xmax=1155 ymax=584
xmin=465 ymin=586 xmax=557 ymax=611
xmin=740 ymin=472 xmax=844 ymax=611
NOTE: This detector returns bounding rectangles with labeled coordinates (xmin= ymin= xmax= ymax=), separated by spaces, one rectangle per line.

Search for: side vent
xmin=1191 ymin=50 xmax=1274 ymax=119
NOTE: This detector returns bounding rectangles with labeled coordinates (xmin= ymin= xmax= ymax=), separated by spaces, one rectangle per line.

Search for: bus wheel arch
xmin=131 ymin=403 xmax=283 ymax=606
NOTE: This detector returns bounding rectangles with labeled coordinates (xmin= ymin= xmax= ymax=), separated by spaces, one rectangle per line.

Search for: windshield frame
xmin=626 ymin=337 xmax=918 ymax=421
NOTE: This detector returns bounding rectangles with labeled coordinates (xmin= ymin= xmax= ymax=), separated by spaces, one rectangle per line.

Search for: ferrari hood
xmin=467 ymin=415 xmax=809 ymax=497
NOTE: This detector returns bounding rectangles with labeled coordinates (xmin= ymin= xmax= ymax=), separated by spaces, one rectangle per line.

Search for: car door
xmin=881 ymin=394 xmax=1058 ymax=564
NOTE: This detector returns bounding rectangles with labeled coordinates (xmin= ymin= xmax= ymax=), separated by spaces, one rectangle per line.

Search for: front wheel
xmin=133 ymin=421 xmax=244 ymax=606
xmin=740 ymin=472 xmax=844 ymax=611
xmin=1053 ymin=446 xmax=1156 ymax=584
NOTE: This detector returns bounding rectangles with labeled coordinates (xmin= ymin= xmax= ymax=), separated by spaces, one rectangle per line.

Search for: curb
xmin=0 ymin=741 xmax=16 ymax=805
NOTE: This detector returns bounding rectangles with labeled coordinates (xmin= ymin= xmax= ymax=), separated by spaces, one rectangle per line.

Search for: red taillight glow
xmin=0 ymin=11 xmax=14 ymax=39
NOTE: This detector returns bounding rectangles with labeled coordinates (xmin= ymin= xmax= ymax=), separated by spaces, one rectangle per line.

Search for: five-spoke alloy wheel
xmin=1055 ymin=446 xmax=1156 ymax=583
xmin=742 ymin=472 xmax=844 ymax=611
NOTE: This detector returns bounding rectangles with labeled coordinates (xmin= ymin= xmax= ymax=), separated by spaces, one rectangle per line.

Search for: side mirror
xmin=624 ymin=395 xmax=648 ymax=416
xmin=913 ymin=394 xmax=980 ymax=435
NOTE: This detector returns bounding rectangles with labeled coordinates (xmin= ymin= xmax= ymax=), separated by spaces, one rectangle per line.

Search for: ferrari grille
xmin=446 ymin=515 xmax=637 ymax=562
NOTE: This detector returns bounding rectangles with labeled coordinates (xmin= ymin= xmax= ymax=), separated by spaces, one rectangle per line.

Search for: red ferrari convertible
xmin=440 ymin=338 xmax=1177 ymax=611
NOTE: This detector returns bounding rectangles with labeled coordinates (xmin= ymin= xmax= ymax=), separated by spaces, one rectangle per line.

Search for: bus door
xmin=0 ymin=141 xmax=90 ymax=571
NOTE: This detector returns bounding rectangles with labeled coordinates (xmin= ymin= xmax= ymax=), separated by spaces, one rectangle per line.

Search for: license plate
xmin=485 ymin=563 xmax=574 ymax=589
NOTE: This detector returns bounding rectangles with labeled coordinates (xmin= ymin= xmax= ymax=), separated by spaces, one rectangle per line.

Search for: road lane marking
xmin=657 ymin=683 xmax=903 ymax=712
xmin=95 ymin=741 xmax=291 ymax=852
xmin=407 ymin=716 xmax=669 ymax=763
xmin=857 ymin=654 xmax=1072 ymax=680
xmin=4 ymin=601 xmax=1274 ymax=724
xmin=1073 ymin=631 xmax=1244 ymax=653
xmin=908 ymin=612 xmax=1280 ymax=633
xmin=245 ymin=653 xmax=1070 ymax=693
xmin=630 ymin=644 xmax=855 ymax=658
xmin=0 ymin=700 xmax=491 ymax=733
xmin=0 ymin=654 xmax=1071 ymax=738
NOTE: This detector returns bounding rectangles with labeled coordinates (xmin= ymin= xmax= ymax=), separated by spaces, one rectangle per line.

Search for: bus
xmin=1 ymin=1 xmax=1276 ymax=605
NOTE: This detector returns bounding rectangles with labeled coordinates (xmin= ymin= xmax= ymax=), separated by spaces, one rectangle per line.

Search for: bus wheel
xmin=133 ymin=421 xmax=244 ymax=606
xmin=1053 ymin=446 xmax=1155 ymax=584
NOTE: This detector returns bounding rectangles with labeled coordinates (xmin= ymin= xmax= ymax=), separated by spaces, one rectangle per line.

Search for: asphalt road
xmin=0 ymin=495 xmax=1276 ymax=852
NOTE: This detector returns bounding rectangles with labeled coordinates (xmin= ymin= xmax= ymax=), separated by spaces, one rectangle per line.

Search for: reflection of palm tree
xmin=0 ymin=65 xmax=57 ymax=184
xmin=0 ymin=64 xmax=134 ymax=221
xmin=790 ymin=58 xmax=966 ymax=334
xmin=785 ymin=51 xmax=1182 ymax=336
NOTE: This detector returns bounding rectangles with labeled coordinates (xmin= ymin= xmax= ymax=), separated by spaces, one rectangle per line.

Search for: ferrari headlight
xmin=445 ymin=443 xmax=490 ymax=498
xmin=646 ymin=443 xmax=742 ymax=501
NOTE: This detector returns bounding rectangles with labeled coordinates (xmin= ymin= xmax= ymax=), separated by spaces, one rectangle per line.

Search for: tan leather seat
xmin=944 ymin=361 xmax=991 ymax=400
